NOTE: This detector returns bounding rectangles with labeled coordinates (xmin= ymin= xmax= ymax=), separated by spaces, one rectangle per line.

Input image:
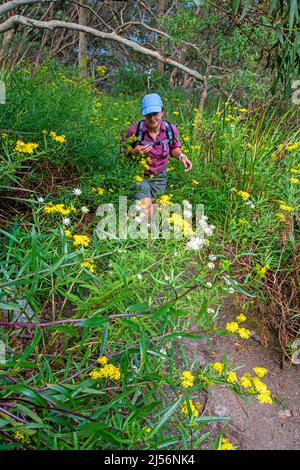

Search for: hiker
xmin=124 ymin=93 xmax=193 ymax=219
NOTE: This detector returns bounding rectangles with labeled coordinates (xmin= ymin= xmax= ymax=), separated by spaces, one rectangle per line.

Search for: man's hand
xmin=181 ymin=156 xmax=193 ymax=172
xmin=131 ymin=144 xmax=152 ymax=155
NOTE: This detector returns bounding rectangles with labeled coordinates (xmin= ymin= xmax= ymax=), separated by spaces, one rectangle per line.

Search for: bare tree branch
xmin=0 ymin=14 xmax=206 ymax=80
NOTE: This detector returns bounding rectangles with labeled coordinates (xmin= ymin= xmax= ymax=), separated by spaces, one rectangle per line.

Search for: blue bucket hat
xmin=141 ymin=93 xmax=163 ymax=116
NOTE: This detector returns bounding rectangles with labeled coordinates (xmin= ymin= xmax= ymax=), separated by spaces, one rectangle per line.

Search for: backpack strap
xmin=164 ymin=121 xmax=174 ymax=148
xmin=135 ymin=120 xmax=146 ymax=144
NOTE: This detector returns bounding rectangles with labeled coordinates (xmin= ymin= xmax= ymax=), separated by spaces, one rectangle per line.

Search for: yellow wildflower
xmin=181 ymin=399 xmax=202 ymax=418
xmin=212 ymin=362 xmax=224 ymax=374
xmin=181 ymin=371 xmax=195 ymax=388
xmin=253 ymin=367 xmax=268 ymax=378
xmin=238 ymin=218 xmax=249 ymax=226
xmin=275 ymin=212 xmax=286 ymax=222
xmin=237 ymin=327 xmax=251 ymax=339
xmin=64 ymin=229 xmax=72 ymax=237
xmin=157 ymin=194 xmax=173 ymax=205
xmin=173 ymin=111 xmax=179 ymax=116
xmin=238 ymin=108 xmax=249 ymax=113
xmin=80 ymin=259 xmax=95 ymax=273
xmin=227 ymin=371 xmax=237 ymax=384
xmin=279 ymin=203 xmax=293 ymax=212
xmin=92 ymin=187 xmax=105 ymax=196
xmin=236 ymin=313 xmax=247 ymax=323
xmin=72 ymin=234 xmax=91 ymax=248
xmin=192 ymin=179 xmax=199 ymax=185
xmin=256 ymin=393 xmax=273 ymax=405
xmin=226 ymin=322 xmax=239 ymax=333
xmin=50 ymin=131 xmax=66 ymax=143
xmin=97 ymin=356 xmax=108 ymax=365
xmin=14 ymin=140 xmax=39 ymax=154
xmin=290 ymin=177 xmax=300 ymax=184
xmin=90 ymin=363 xmax=121 ymax=381
xmin=237 ymin=190 xmax=250 ymax=199
xmin=143 ymin=426 xmax=152 ymax=433
xmin=96 ymin=65 xmax=106 ymax=77
xmin=239 ymin=373 xmax=252 ymax=388
xmin=252 ymin=377 xmax=269 ymax=394
xmin=219 ymin=437 xmax=234 ymax=450
xmin=43 ymin=203 xmax=76 ymax=216
xmin=134 ymin=175 xmax=143 ymax=184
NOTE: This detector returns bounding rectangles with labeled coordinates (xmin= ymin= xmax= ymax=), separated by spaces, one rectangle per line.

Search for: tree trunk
xmin=0 ymin=10 xmax=16 ymax=65
xmin=157 ymin=0 xmax=166 ymax=74
xmin=199 ymin=49 xmax=213 ymax=112
xmin=79 ymin=0 xmax=88 ymax=78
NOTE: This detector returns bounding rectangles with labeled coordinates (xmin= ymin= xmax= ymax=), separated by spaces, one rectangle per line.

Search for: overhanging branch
xmin=0 ymin=14 xmax=206 ymax=80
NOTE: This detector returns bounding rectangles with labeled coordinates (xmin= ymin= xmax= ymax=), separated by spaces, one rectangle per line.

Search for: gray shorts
xmin=133 ymin=168 xmax=168 ymax=200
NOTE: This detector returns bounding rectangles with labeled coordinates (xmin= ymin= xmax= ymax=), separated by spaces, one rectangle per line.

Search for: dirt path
xmin=183 ymin=297 xmax=300 ymax=450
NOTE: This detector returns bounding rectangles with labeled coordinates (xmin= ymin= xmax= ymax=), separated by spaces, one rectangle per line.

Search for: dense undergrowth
xmin=0 ymin=61 xmax=299 ymax=450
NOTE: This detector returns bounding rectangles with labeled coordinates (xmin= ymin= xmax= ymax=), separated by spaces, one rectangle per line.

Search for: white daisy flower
xmin=186 ymin=236 xmax=205 ymax=250
xmin=207 ymin=262 xmax=215 ymax=269
xmin=62 ymin=217 xmax=71 ymax=225
xmin=136 ymin=273 xmax=143 ymax=280
xmin=208 ymin=254 xmax=217 ymax=261
xmin=73 ymin=188 xmax=82 ymax=196
xmin=81 ymin=206 xmax=90 ymax=214
xmin=207 ymin=308 xmax=215 ymax=314
xmin=37 ymin=197 xmax=44 ymax=203
xmin=206 ymin=282 xmax=212 ymax=288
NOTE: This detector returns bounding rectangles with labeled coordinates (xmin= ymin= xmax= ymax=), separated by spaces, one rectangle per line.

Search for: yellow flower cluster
xmin=255 ymin=264 xmax=270 ymax=278
xmin=192 ymin=179 xmax=199 ymax=186
xmin=72 ymin=234 xmax=91 ymax=248
xmin=226 ymin=313 xmax=251 ymax=339
xmin=134 ymin=175 xmax=143 ymax=184
xmin=96 ymin=65 xmax=106 ymax=77
xmin=80 ymin=259 xmax=95 ymax=273
xmin=238 ymin=217 xmax=249 ymax=226
xmin=237 ymin=190 xmax=250 ymax=199
xmin=14 ymin=140 xmax=39 ymax=154
xmin=239 ymin=368 xmax=272 ymax=404
xmin=181 ymin=399 xmax=202 ymax=418
xmin=44 ymin=202 xmax=76 ymax=216
xmin=97 ymin=356 xmax=108 ymax=365
xmin=290 ymin=177 xmax=300 ymax=184
xmin=50 ymin=131 xmax=66 ymax=143
xmin=212 ymin=362 xmax=224 ymax=374
xmin=285 ymin=141 xmax=300 ymax=152
xmin=279 ymin=202 xmax=294 ymax=212
xmin=181 ymin=370 xmax=195 ymax=388
xmin=92 ymin=187 xmax=105 ymax=196
xmin=157 ymin=194 xmax=173 ymax=206
xmin=173 ymin=111 xmax=179 ymax=117
xmin=14 ymin=431 xmax=30 ymax=444
xmin=275 ymin=212 xmax=286 ymax=222
xmin=167 ymin=213 xmax=194 ymax=237
xmin=219 ymin=437 xmax=234 ymax=450
xmin=89 ymin=361 xmax=121 ymax=382
xmin=140 ymin=157 xmax=151 ymax=170
xmin=226 ymin=371 xmax=237 ymax=384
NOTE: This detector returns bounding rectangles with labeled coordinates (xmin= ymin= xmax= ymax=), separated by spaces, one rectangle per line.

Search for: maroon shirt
xmin=125 ymin=121 xmax=181 ymax=175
